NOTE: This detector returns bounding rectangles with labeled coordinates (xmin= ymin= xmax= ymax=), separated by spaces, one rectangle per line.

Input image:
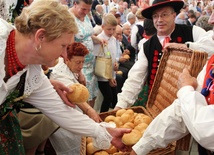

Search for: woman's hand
xmin=50 ymin=80 xmax=76 ymax=108
xmin=85 ymin=106 xmax=102 ymax=122
xmin=107 ymin=127 xmax=132 ymax=152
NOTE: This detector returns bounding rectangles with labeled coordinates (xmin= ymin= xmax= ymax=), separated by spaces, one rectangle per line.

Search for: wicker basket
xmin=80 ymin=47 xmax=208 ymax=155
xmin=80 ymin=106 xmax=176 ymax=155
xmin=147 ymin=47 xmax=208 ymax=151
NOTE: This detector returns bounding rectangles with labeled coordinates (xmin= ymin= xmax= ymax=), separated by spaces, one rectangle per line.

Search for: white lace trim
xmin=92 ymin=122 xmax=114 ymax=149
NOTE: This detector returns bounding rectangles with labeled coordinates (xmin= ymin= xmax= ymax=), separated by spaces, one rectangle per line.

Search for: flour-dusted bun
xmin=66 ymin=83 xmax=89 ymax=104
xmin=122 ymin=129 xmax=142 ymax=146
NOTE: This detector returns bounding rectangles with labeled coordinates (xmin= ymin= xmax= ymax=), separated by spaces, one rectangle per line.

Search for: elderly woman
xmin=49 ymin=42 xmax=102 ymax=154
xmin=0 ymin=1 xmax=130 ymax=154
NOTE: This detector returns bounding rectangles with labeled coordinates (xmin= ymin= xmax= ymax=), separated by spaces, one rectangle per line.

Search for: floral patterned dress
xmin=74 ymin=15 xmax=98 ymax=101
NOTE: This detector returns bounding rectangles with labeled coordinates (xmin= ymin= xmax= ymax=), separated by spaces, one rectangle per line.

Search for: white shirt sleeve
xmin=187 ymin=27 xmax=214 ymax=59
xmin=177 ymin=63 xmax=214 ymax=151
xmin=116 ymin=48 xmax=148 ymax=108
xmin=23 ymin=77 xmax=112 ymax=149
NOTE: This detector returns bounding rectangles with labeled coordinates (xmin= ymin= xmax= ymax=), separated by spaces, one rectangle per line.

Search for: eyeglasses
xmin=152 ymin=12 xmax=174 ymax=20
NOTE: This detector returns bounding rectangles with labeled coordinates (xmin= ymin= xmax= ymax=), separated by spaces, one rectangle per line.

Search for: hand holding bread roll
xmin=66 ymin=83 xmax=89 ymax=104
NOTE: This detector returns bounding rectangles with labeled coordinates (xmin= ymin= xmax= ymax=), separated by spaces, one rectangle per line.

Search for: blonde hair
xmin=102 ymin=13 xmax=118 ymax=26
xmin=15 ymin=0 xmax=78 ymax=41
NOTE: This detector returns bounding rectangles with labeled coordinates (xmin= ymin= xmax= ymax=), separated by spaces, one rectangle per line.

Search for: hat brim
xmin=141 ymin=1 xmax=184 ymax=19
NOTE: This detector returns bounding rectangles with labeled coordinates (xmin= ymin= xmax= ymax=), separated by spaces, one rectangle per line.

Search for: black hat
xmin=141 ymin=0 xmax=184 ymax=19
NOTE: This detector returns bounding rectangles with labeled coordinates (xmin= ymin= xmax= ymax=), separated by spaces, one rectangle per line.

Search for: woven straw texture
xmin=80 ymin=106 xmax=176 ymax=155
xmin=146 ymin=47 xmax=208 ymax=151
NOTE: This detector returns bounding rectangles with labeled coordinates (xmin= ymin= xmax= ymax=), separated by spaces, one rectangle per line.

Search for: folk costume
xmin=117 ymin=0 xmax=214 ymax=109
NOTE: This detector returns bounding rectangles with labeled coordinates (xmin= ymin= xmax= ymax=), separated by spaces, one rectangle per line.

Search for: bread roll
xmin=116 ymin=71 xmax=123 ymax=75
xmin=104 ymin=115 xmax=116 ymax=122
xmin=114 ymin=117 xmax=123 ymax=127
xmin=66 ymin=83 xmax=89 ymax=104
xmin=123 ymin=54 xmax=130 ymax=60
xmin=105 ymin=145 xmax=118 ymax=154
xmin=121 ymin=122 xmax=135 ymax=129
xmin=86 ymin=137 xmax=93 ymax=144
xmin=94 ymin=151 xmax=109 ymax=155
xmin=122 ymin=129 xmax=142 ymax=145
xmin=134 ymin=114 xmax=152 ymax=126
xmin=134 ymin=122 xmax=148 ymax=133
xmin=116 ymin=109 xmax=126 ymax=117
xmin=86 ymin=142 xmax=98 ymax=155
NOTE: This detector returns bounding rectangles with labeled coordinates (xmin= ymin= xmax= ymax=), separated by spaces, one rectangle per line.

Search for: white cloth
xmin=116 ymin=26 xmax=214 ymax=109
xmin=132 ymin=61 xmax=214 ymax=154
xmin=93 ymin=31 xmax=117 ymax=81
xmin=0 ymin=18 xmax=112 ymax=150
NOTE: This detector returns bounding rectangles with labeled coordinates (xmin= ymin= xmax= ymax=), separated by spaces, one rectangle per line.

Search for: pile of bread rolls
xmin=86 ymin=108 xmax=152 ymax=155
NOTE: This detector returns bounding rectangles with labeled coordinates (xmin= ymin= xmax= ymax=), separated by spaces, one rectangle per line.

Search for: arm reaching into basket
xmin=130 ymin=57 xmax=214 ymax=154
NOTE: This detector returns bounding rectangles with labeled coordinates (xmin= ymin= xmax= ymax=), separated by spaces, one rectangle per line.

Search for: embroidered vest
xmin=201 ymin=55 xmax=214 ymax=104
xmin=144 ymin=24 xmax=193 ymax=92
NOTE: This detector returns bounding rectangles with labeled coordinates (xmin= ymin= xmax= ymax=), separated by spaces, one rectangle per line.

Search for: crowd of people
xmin=1 ymin=0 xmax=214 ymax=154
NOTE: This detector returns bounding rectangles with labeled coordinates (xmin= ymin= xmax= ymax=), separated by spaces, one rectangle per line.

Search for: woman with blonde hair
xmin=0 ymin=1 xmax=130 ymax=154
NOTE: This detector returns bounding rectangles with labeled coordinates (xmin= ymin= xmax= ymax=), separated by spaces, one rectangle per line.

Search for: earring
xmin=35 ymin=44 xmax=42 ymax=51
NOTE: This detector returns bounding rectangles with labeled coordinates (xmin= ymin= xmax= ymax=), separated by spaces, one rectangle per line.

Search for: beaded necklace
xmin=6 ymin=30 xmax=26 ymax=78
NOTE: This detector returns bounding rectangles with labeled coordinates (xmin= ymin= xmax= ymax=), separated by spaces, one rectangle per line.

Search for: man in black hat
xmin=129 ymin=15 xmax=214 ymax=155
xmin=114 ymin=0 xmax=214 ymax=111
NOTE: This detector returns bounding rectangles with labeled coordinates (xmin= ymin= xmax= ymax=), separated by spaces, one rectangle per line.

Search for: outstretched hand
xmin=50 ymin=80 xmax=76 ymax=108
xmin=107 ymin=128 xmax=132 ymax=152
